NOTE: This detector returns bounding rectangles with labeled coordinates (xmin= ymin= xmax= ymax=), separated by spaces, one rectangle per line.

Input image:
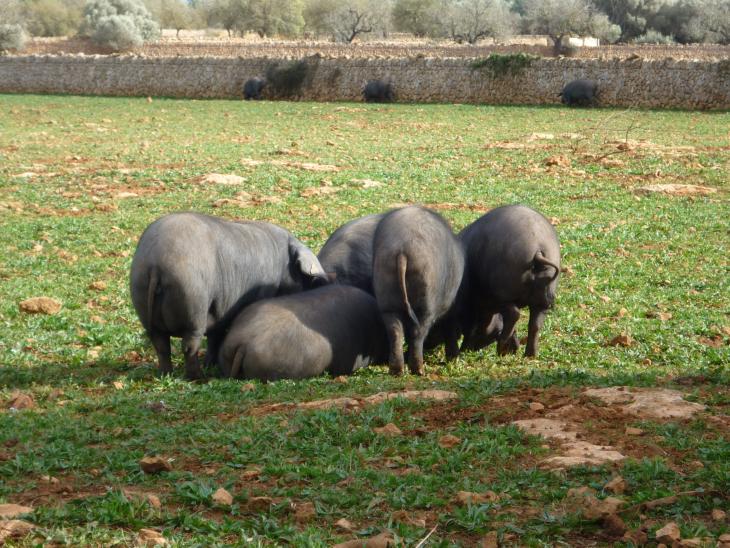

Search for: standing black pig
xmin=459 ymin=204 xmax=560 ymax=358
xmin=218 ymin=285 xmax=388 ymax=381
xmin=559 ymin=79 xmax=598 ymax=107
xmin=363 ymin=79 xmax=394 ymax=102
xmin=318 ymin=213 xmax=385 ymax=293
xmin=373 ymin=206 xmax=464 ymax=375
xmin=129 ymin=212 xmax=328 ymax=379
xmin=243 ymin=77 xmax=266 ymax=100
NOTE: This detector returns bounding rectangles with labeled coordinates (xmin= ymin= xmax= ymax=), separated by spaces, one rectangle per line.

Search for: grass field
xmin=0 ymin=94 xmax=728 ymax=546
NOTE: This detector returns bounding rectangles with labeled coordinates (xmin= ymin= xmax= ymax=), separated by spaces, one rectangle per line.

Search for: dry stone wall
xmin=1 ymin=54 xmax=728 ymax=109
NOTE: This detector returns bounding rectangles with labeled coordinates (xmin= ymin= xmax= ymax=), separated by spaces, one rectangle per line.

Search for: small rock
xmin=19 ymin=296 xmax=61 ymax=315
xmin=480 ymin=530 xmax=499 ymax=548
xmin=146 ymin=494 xmax=161 ymax=509
xmin=136 ymin=528 xmax=168 ymax=547
xmin=294 ymin=501 xmax=316 ymax=522
xmin=335 ymin=517 xmax=354 ymax=531
xmin=545 ymin=155 xmax=570 ymax=168
xmin=0 ymin=520 xmax=35 ymax=543
xmin=655 ymin=521 xmax=681 ymax=545
xmin=719 ymin=533 xmax=730 ymax=543
xmin=247 ymin=496 xmax=273 ymax=512
xmin=608 ymin=334 xmax=634 ymax=347
xmin=139 ymin=456 xmax=172 ymax=474
xmin=679 ymin=539 xmax=702 ymax=547
xmin=241 ymin=382 xmax=256 ymax=392
xmin=212 ymin=487 xmax=233 ymax=506
xmin=625 ymin=427 xmax=644 ymax=436
xmin=438 ymin=434 xmax=461 ymax=448
xmin=116 ymin=192 xmax=139 ymax=199
xmin=455 ymin=490 xmax=498 ymax=505
xmin=89 ymin=281 xmax=107 ymax=291
xmin=0 ymin=504 xmax=33 ymax=519
xmin=241 ymin=467 xmax=261 ymax=480
xmin=7 ymin=392 xmax=35 ymax=410
xmin=333 ymin=531 xmax=395 ymax=548
xmin=711 ymin=508 xmax=726 ymax=521
xmin=604 ymin=476 xmax=626 ymax=495
xmin=529 ymin=402 xmax=545 ymax=412
xmin=602 ymin=514 xmax=627 ymax=537
xmin=199 ymin=173 xmax=245 ymax=185
xmin=333 ymin=375 xmax=348 ymax=384
xmin=374 ymin=423 xmax=402 ymax=436
xmin=622 ymin=529 xmax=648 ymax=546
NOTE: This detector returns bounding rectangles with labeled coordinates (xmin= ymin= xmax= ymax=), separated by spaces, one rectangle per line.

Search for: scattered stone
xmin=655 ymin=522 xmax=681 ymax=545
xmin=89 ymin=281 xmax=107 ymax=291
xmin=353 ymin=178 xmax=383 ymax=188
xmin=529 ymin=402 xmax=545 ymax=412
xmin=604 ymin=476 xmax=627 ymax=495
xmin=583 ymin=387 xmax=705 ymax=420
xmin=608 ymin=334 xmax=634 ymax=347
xmin=679 ymin=539 xmax=702 ymax=547
xmin=455 ymin=491 xmax=499 ymax=505
xmin=116 ymin=192 xmax=139 ymax=199
xmin=212 ymin=487 xmax=233 ymax=506
xmin=199 ymin=173 xmax=245 ymax=185
xmin=146 ymin=494 xmax=161 ymax=509
xmin=241 ymin=467 xmax=261 ymax=480
xmin=294 ymin=501 xmax=316 ymax=522
xmin=136 ymin=528 xmax=168 ymax=547
xmin=438 ymin=434 xmax=461 ymax=448
xmin=139 ymin=456 xmax=172 ymax=474
xmin=711 ymin=508 xmax=726 ymax=521
xmin=544 ymin=155 xmax=570 ymax=168
xmin=335 ymin=518 xmax=354 ymax=532
xmin=247 ymin=496 xmax=273 ymax=512
xmin=719 ymin=533 xmax=730 ymax=546
xmin=333 ymin=375 xmax=348 ymax=384
xmin=0 ymin=520 xmax=35 ymax=543
xmin=19 ymin=296 xmax=61 ymax=315
xmin=622 ymin=529 xmax=649 ymax=546
xmin=6 ymin=392 xmax=35 ymax=410
xmin=391 ymin=509 xmax=425 ymax=528
xmin=480 ymin=530 xmax=499 ymax=548
xmin=374 ymin=423 xmax=402 ymax=436
xmin=635 ymin=184 xmax=716 ymax=197
xmin=625 ymin=427 xmax=644 ymax=436
xmin=0 ymin=504 xmax=32 ymax=519
xmin=333 ymin=531 xmax=395 ymax=548
xmin=602 ymin=514 xmax=627 ymax=537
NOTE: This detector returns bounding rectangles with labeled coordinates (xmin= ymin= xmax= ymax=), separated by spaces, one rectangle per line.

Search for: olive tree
xmin=83 ymin=0 xmax=160 ymax=50
xmin=0 ymin=24 xmax=28 ymax=53
xmin=392 ymin=0 xmax=441 ymax=37
xmin=522 ymin=0 xmax=619 ymax=53
xmin=440 ymin=0 xmax=516 ymax=44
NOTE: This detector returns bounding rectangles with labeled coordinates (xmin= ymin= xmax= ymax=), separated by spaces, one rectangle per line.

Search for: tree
xmin=0 ymin=23 xmax=27 ymax=53
xmin=208 ymin=0 xmax=249 ymax=36
xmin=22 ymin=0 xmax=84 ymax=37
xmin=302 ymin=0 xmax=337 ymax=36
xmin=392 ymin=0 xmax=440 ymax=37
xmin=440 ymin=0 xmax=516 ymax=44
xmin=147 ymin=0 xmax=202 ymax=36
xmin=522 ymin=0 xmax=619 ymax=52
xmin=681 ymin=0 xmax=730 ymax=44
xmin=84 ymin=0 xmax=160 ymax=50
xmin=246 ymin=0 xmax=304 ymax=38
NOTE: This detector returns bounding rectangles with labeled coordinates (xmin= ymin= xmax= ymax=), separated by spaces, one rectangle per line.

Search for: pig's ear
xmin=289 ymin=240 xmax=329 ymax=286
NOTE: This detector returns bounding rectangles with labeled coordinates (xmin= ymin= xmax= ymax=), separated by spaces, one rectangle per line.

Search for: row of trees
xmin=1 ymin=0 xmax=728 ymax=53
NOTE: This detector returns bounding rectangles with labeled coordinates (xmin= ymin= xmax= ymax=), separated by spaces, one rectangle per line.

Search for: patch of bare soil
xmin=250 ymin=389 xmax=457 ymax=416
xmin=634 ymin=183 xmax=718 ymax=197
xmin=414 ymin=385 xmax=717 ymax=469
xmin=240 ymin=158 xmax=340 ymax=172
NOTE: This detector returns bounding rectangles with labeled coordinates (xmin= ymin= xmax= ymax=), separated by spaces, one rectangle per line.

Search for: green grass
xmin=0 ymin=95 xmax=728 ymax=546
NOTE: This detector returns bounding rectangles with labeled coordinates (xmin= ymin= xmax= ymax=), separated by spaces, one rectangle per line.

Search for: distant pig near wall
xmin=0 ymin=54 xmax=728 ymax=109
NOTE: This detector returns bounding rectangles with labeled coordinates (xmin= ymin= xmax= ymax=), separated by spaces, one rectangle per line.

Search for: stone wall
xmin=23 ymin=37 xmax=730 ymax=60
xmin=1 ymin=54 xmax=729 ymax=109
